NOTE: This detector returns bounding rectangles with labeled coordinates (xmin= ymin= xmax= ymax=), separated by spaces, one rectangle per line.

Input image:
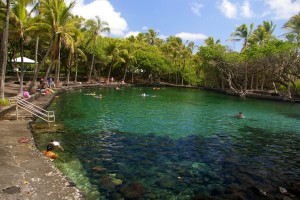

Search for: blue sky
xmin=68 ymin=0 xmax=300 ymax=51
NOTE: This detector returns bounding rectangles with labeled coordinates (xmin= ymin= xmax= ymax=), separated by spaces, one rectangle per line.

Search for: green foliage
xmin=135 ymin=46 xmax=169 ymax=74
xmin=0 ymin=99 xmax=10 ymax=106
xmin=278 ymin=85 xmax=287 ymax=91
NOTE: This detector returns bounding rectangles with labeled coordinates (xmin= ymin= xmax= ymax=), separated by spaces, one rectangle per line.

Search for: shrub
xmin=0 ymin=99 xmax=10 ymax=106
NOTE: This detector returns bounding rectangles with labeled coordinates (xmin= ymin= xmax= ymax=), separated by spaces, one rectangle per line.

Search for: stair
xmin=2 ymin=97 xmax=55 ymax=123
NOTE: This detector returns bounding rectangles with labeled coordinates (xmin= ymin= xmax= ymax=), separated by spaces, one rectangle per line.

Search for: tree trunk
xmin=255 ymin=75 xmax=259 ymax=90
xmin=88 ymin=53 xmax=95 ymax=82
xmin=66 ymin=50 xmax=72 ymax=86
xmin=0 ymin=0 xmax=10 ymax=100
xmin=55 ymin=36 xmax=61 ymax=85
xmin=19 ymin=38 xmax=25 ymax=95
xmin=260 ymin=75 xmax=265 ymax=90
xmin=131 ymin=72 xmax=134 ymax=83
xmin=107 ymin=64 xmax=113 ymax=83
xmin=74 ymin=52 xmax=78 ymax=82
xmin=287 ymin=82 xmax=291 ymax=98
xmin=28 ymin=36 xmax=39 ymax=92
xmin=244 ymin=63 xmax=248 ymax=91
xmin=123 ymin=63 xmax=128 ymax=81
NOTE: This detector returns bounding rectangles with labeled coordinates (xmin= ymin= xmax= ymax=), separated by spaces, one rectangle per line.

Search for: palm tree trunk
xmin=28 ymin=36 xmax=39 ymax=92
xmin=107 ymin=64 xmax=113 ymax=82
xmin=88 ymin=53 xmax=95 ymax=82
xmin=244 ymin=63 xmax=248 ymax=91
xmin=0 ymin=0 xmax=10 ymax=100
xmin=55 ymin=36 xmax=62 ymax=84
xmin=66 ymin=50 xmax=72 ymax=86
xmin=74 ymin=52 xmax=78 ymax=82
xmin=32 ymin=38 xmax=52 ymax=89
xmin=20 ymin=39 xmax=25 ymax=95
xmin=123 ymin=63 xmax=128 ymax=81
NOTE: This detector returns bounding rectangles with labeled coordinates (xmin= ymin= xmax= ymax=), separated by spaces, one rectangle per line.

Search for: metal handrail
xmin=16 ymin=99 xmax=55 ymax=123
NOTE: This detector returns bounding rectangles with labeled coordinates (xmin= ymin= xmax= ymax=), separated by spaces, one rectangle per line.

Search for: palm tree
xmin=204 ymin=36 xmax=220 ymax=46
xmin=145 ymin=29 xmax=159 ymax=46
xmin=121 ymin=38 xmax=137 ymax=81
xmin=0 ymin=0 xmax=11 ymax=100
xmin=228 ymin=23 xmax=254 ymax=50
xmin=283 ymin=12 xmax=300 ymax=37
xmin=11 ymin=0 xmax=35 ymax=95
xmin=105 ymin=39 xmax=124 ymax=82
xmin=38 ymin=0 xmax=76 ymax=84
xmin=228 ymin=23 xmax=254 ymax=91
xmin=63 ymin=20 xmax=86 ymax=85
xmin=84 ymin=16 xmax=110 ymax=82
xmin=250 ymin=21 xmax=276 ymax=45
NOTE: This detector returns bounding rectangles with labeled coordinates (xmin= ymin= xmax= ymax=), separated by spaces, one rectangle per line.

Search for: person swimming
xmin=235 ymin=112 xmax=245 ymax=119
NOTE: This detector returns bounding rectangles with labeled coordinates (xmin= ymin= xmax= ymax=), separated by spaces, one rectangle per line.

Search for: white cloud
xmin=241 ymin=0 xmax=253 ymax=18
xmin=158 ymin=34 xmax=168 ymax=40
xmin=263 ymin=0 xmax=300 ymax=19
xmin=124 ymin=31 xmax=140 ymax=38
xmin=218 ymin=0 xmax=238 ymax=18
xmin=68 ymin=0 xmax=128 ymax=36
xmin=218 ymin=0 xmax=256 ymax=19
xmin=191 ymin=2 xmax=204 ymax=16
xmin=142 ymin=26 xmax=148 ymax=30
xmin=175 ymin=32 xmax=207 ymax=41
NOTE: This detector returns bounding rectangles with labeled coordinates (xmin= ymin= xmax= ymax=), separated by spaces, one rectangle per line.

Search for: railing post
xmin=16 ymin=101 xmax=19 ymax=120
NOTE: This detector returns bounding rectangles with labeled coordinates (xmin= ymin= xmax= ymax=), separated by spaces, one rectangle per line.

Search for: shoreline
xmin=0 ymin=81 xmax=131 ymax=200
xmin=0 ymin=81 xmax=298 ymax=199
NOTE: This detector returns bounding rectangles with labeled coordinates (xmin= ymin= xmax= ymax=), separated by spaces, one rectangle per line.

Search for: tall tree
xmin=84 ymin=16 xmax=110 ymax=82
xmin=145 ymin=29 xmax=160 ymax=46
xmin=105 ymin=39 xmax=124 ymax=82
xmin=228 ymin=23 xmax=254 ymax=50
xmin=250 ymin=21 xmax=276 ymax=45
xmin=121 ymin=38 xmax=137 ymax=81
xmin=11 ymin=0 xmax=35 ymax=95
xmin=283 ymin=12 xmax=300 ymax=36
xmin=204 ymin=36 xmax=220 ymax=46
xmin=38 ymin=0 xmax=76 ymax=84
xmin=0 ymin=0 xmax=11 ymax=100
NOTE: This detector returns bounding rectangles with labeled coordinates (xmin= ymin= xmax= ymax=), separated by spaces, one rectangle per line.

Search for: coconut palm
xmin=283 ymin=12 xmax=300 ymax=36
xmin=37 ymin=0 xmax=76 ymax=84
xmin=204 ymin=36 xmax=220 ymax=46
xmin=228 ymin=23 xmax=254 ymax=50
xmin=105 ymin=39 xmax=124 ymax=82
xmin=11 ymin=0 xmax=36 ymax=95
xmin=145 ymin=29 xmax=160 ymax=46
xmin=121 ymin=38 xmax=137 ymax=81
xmin=250 ymin=21 xmax=276 ymax=45
xmin=84 ymin=16 xmax=110 ymax=82
xmin=63 ymin=18 xmax=86 ymax=85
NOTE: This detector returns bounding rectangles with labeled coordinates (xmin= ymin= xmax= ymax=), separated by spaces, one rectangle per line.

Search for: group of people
xmin=39 ymin=77 xmax=56 ymax=94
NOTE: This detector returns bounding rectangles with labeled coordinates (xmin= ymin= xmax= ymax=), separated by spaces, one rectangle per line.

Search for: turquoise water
xmin=32 ymin=87 xmax=300 ymax=199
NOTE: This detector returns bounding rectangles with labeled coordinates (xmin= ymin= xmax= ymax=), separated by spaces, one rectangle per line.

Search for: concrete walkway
xmin=0 ymin=85 xmax=84 ymax=199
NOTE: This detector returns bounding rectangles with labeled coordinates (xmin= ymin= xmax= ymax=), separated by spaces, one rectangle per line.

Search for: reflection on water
xmin=32 ymin=87 xmax=300 ymax=199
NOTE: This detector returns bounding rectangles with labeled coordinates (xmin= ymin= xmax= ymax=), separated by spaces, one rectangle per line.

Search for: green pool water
xmin=32 ymin=87 xmax=300 ymax=199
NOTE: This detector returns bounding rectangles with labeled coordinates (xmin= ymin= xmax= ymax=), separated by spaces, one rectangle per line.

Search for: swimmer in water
xmin=234 ymin=112 xmax=245 ymax=119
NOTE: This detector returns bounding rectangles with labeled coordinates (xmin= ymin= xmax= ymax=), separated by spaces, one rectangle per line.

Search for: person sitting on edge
xmin=43 ymin=140 xmax=64 ymax=160
xmin=235 ymin=112 xmax=245 ymax=119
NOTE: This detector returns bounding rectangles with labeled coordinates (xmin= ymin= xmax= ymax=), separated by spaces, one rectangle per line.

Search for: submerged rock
xmin=250 ymin=186 xmax=267 ymax=197
xmin=92 ymin=166 xmax=107 ymax=172
xmin=120 ymin=182 xmax=145 ymax=199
